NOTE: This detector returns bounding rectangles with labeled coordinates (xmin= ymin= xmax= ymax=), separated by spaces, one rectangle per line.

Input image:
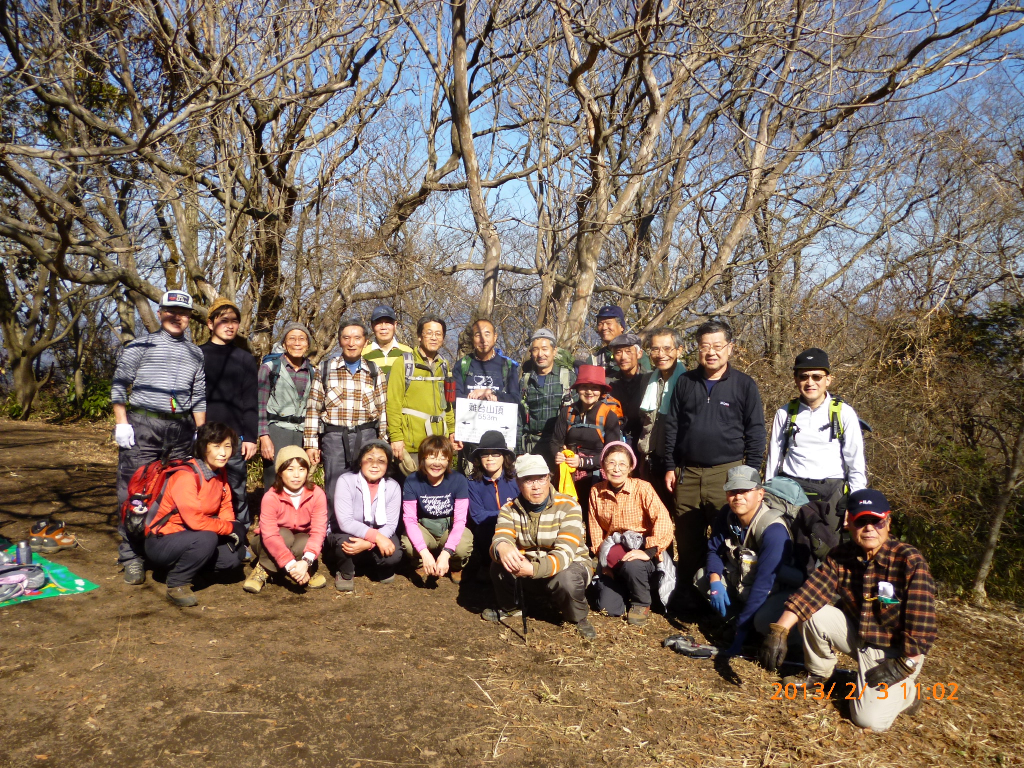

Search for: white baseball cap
xmin=160 ymin=290 xmax=193 ymax=310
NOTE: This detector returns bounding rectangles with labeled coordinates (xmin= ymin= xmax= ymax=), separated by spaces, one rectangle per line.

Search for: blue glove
xmin=709 ymin=580 xmax=731 ymax=617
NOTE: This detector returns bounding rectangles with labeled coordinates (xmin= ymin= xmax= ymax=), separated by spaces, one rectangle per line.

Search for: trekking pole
xmin=515 ymin=576 xmax=528 ymax=645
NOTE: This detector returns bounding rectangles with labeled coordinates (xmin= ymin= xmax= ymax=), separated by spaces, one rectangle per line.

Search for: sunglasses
xmin=851 ymin=515 xmax=888 ymax=529
xmin=797 ymin=372 xmax=827 ymax=382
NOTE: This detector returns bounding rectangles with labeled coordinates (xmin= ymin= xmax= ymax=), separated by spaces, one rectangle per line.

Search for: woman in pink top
xmin=400 ymin=435 xmax=472 ymax=585
xmin=244 ymin=445 xmax=328 ymax=593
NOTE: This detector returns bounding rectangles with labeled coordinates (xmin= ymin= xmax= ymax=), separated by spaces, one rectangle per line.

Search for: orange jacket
xmin=152 ymin=459 xmax=234 ymax=536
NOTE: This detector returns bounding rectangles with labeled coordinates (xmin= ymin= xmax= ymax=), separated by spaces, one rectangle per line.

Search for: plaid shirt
xmin=785 ymin=539 xmax=937 ymax=657
xmin=303 ymin=358 xmax=388 ymax=448
xmin=587 ymin=477 xmax=673 ymax=554
xmin=257 ymin=357 xmax=313 ymax=437
xmin=518 ymin=365 xmax=572 ymax=453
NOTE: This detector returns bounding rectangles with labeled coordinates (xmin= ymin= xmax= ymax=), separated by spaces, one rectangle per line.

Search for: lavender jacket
xmin=333 ymin=472 xmax=402 ymax=541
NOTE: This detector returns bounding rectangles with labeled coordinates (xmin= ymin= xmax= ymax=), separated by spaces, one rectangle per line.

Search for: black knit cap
xmin=793 ymin=348 xmax=830 ymax=372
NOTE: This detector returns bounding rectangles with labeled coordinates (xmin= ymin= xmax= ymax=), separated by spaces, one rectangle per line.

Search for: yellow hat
xmin=275 ymin=445 xmax=309 ymax=474
xmin=208 ymin=296 xmax=241 ymax=319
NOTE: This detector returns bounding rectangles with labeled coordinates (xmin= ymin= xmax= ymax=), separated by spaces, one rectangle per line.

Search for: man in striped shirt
xmin=361 ymin=304 xmax=413 ymax=379
xmin=111 ymin=290 xmax=207 ymax=585
xmin=304 ymin=319 xmax=389 ymax=514
xmin=483 ymin=454 xmax=596 ymax=640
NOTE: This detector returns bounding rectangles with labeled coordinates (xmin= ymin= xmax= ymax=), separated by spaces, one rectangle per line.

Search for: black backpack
xmin=790 ymin=500 xmax=840 ymax=578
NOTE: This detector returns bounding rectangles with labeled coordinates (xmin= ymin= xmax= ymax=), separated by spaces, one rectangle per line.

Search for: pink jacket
xmin=256 ymin=486 xmax=328 ymax=568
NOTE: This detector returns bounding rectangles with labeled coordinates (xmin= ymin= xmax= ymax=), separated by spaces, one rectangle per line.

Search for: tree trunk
xmin=12 ymin=354 xmax=39 ymax=419
xmin=971 ymin=421 xmax=1024 ymax=604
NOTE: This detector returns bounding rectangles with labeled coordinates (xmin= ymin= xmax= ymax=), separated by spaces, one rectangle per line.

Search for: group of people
xmin=110 ymin=293 xmax=936 ymax=733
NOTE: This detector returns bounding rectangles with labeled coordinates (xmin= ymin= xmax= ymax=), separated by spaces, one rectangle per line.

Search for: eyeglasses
xmin=698 ymin=342 xmax=731 ymax=353
xmin=797 ymin=372 xmax=827 ymax=382
xmin=851 ymin=516 xmax=887 ymax=529
xmin=602 ymin=461 xmax=631 ymax=471
xmin=421 ymin=331 xmax=444 ymax=339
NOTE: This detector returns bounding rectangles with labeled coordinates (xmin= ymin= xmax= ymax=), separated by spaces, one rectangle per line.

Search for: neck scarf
xmin=640 ymin=362 xmax=685 ymax=415
xmin=357 ymin=473 xmax=388 ymax=527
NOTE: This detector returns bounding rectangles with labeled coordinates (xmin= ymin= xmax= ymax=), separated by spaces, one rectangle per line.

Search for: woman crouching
xmin=144 ymin=422 xmax=247 ymax=607
xmin=244 ymin=445 xmax=328 ymax=593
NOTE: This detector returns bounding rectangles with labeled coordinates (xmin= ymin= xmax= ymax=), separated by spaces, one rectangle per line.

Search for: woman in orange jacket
xmin=144 ymin=423 xmax=247 ymax=607
xmin=243 ymin=445 xmax=329 ymax=593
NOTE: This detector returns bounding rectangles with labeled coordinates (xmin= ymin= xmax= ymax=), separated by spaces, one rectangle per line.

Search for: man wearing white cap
xmin=482 ymin=454 xmax=596 ymax=640
xmin=110 ymin=290 xmax=207 ymax=585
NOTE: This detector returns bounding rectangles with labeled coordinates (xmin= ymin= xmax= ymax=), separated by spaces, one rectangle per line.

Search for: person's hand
xmin=114 ymin=424 xmax=136 ymax=449
xmin=468 ymin=389 xmax=488 ymax=400
xmin=709 ymin=579 xmax=731 ymax=617
xmin=515 ymin=558 xmax=534 ymax=577
xmin=566 ymin=453 xmax=580 ymax=469
xmin=375 ymin=532 xmax=396 ymax=557
xmin=434 ymin=550 xmax=451 ymax=577
xmin=497 ymin=542 xmax=528 ymax=575
xmin=259 ymin=435 xmax=276 ymax=461
xmin=287 ymin=559 xmax=310 ymax=585
xmin=419 ymin=549 xmax=438 ymax=576
xmin=342 ymin=537 xmax=375 ymax=555
xmin=305 ymin=447 xmax=321 ymax=466
xmin=759 ymin=623 xmax=790 ymax=672
xmin=865 ymin=656 xmax=915 ymax=689
xmin=391 ymin=441 xmax=405 ymax=461
xmin=555 ymin=451 xmax=566 ymax=464
xmin=241 ymin=441 xmax=258 ymax=461
xmin=664 ymin=470 xmax=677 ymax=493
xmin=621 ymin=549 xmax=651 ymax=562
xmin=450 ymin=439 xmax=463 ymax=451
xmin=226 ymin=521 xmax=247 ymax=553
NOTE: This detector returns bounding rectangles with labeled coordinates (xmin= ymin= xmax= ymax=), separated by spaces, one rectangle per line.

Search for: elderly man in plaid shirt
xmin=517 ymin=329 xmax=574 ymax=471
xmin=305 ymin=319 xmax=388 ymax=514
xmin=760 ymin=489 xmax=937 ymax=732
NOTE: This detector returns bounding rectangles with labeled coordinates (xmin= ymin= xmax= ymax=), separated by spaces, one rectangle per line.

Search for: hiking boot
xmin=575 ymin=618 xmax=597 ymax=641
xmin=481 ymin=608 xmax=522 ymax=623
xmin=166 ymin=585 xmax=198 ymax=607
xmin=243 ymin=564 xmax=268 ymax=594
xmin=450 ymin=570 xmax=463 ymax=584
xmin=123 ymin=560 xmax=146 ymax=586
xmin=781 ymin=672 xmax=829 ymax=690
xmin=335 ymin=573 xmax=355 ymax=593
xmin=627 ymin=605 xmax=651 ymax=626
xmin=379 ymin=574 xmax=397 ymax=585
xmin=306 ymin=572 xmax=327 ymax=589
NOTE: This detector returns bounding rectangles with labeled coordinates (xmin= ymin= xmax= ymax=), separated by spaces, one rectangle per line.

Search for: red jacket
xmin=152 ymin=459 xmax=234 ymax=537
xmin=256 ymin=486 xmax=328 ymax=568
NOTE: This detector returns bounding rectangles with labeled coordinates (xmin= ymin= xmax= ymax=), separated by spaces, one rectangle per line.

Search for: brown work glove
xmin=759 ymin=623 xmax=789 ymax=672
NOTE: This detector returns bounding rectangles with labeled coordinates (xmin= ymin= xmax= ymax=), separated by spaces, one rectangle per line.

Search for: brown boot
xmin=166 ymin=585 xmax=198 ymax=607
xmin=450 ymin=570 xmax=463 ymax=584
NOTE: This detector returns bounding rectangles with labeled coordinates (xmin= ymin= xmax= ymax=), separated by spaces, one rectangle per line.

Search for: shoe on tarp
xmin=29 ymin=519 xmax=78 ymax=554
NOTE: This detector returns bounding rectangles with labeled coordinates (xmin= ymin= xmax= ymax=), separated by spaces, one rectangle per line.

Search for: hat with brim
xmin=847 ymin=489 xmax=891 ymax=524
xmin=596 ymin=305 xmax=625 ymax=324
xmin=609 ymin=333 xmax=641 ymax=349
xmin=794 ymin=348 xmax=830 ymax=372
xmin=572 ymin=364 xmax=611 ymax=393
xmin=723 ymin=465 xmax=762 ymax=492
xmin=514 ymin=454 xmax=550 ymax=478
xmin=371 ymin=305 xmax=397 ymax=324
xmin=472 ymin=430 xmax=514 ymax=458
xmin=275 ymin=445 xmax=310 ymax=474
xmin=160 ymin=290 xmax=193 ymax=311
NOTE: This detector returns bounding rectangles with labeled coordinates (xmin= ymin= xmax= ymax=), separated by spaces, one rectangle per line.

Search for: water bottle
xmin=16 ymin=540 xmax=33 ymax=565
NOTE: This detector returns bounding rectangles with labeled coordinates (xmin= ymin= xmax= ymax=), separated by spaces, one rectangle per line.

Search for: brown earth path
xmin=0 ymin=418 xmax=1021 ymax=767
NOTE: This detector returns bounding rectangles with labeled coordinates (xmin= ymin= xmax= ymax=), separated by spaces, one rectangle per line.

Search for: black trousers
xmin=225 ymin=442 xmax=251 ymax=529
xmin=592 ymin=558 xmax=658 ymax=615
xmin=783 ymin=476 xmax=847 ymax=532
xmin=326 ymin=532 xmax=403 ymax=580
xmin=145 ymin=530 xmax=244 ymax=588
xmin=490 ymin=560 xmax=591 ymax=624
xmin=466 ymin=517 xmax=497 ymax=575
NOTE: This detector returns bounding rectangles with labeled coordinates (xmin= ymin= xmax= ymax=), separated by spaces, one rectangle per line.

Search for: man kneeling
xmin=483 ymin=454 xmax=596 ymax=641
xmin=760 ymin=489 xmax=936 ymax=732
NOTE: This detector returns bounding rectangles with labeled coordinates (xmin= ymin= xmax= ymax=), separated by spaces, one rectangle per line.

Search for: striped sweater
xmin=111 ymin=329 xmax=207 ymax=414
xmin=490 ymin=491 xmax=591 ymax=579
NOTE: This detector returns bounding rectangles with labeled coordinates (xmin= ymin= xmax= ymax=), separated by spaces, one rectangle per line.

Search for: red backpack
xmin=121 ymin=459 xmax=202 ymax=538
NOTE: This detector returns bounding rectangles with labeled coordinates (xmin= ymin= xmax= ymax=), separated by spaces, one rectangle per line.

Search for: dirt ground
xmin=0 ymin=419 xmax=1021 ymax=768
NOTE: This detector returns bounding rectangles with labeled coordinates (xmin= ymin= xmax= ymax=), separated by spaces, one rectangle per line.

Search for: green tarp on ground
xmin=0 ymin=537 xmax=98 ymax=608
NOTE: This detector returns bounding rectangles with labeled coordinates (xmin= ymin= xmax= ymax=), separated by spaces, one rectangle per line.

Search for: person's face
xmin=796 ymin=369 xmax=832 ymax=403
xmin=280 ymin=458 xmax=309 ymax=492
xmin=360 ymin=448 xmax=389 ymax=484
xmin=207 ymin=310 xmax=240 ymax=344
xmin=339 ymin=325 xmax=366 ymax=361
xmin=697 ymin=331 xmax=732 ymax=376
xmin=612 ymin=345 xmax=639 ymax=375
xmin=596 ymin=317 xmax=624 ymax=343
xmin=576 ymin=384 xmax=602 ymax=406
xmin=727 ymin=486 xmax=765 ymax=522
xmin=205 ymin=437 xmax=234 ymax=470
xmin=850 ymin=515 xmax=890 ymax=554
xmin=518 ymin=474 xmax=550 ymax=504
xmin=422 ymin=451 xmax=449 ymax=482
xmin=472 ymin=322 xmax=496 ymax=358
xmin=648 ymin=334 xmax=680 ymax=372
xmin=373 ymin=318 xmax=396 ymax=346
xmin=602 ymin=450 xmax=632 ymax=487
xmin=530 ymin=339 xmax=555 ymax=372
xmin=284 ymin=329 xmax=309 ymax=360
xmin=419 ymin=322 xmax=445 ymax=355
xmin=160 ymin=308 xmax=191 ymax=336
xmin=477 ymin=451 xmax=505 ymax=478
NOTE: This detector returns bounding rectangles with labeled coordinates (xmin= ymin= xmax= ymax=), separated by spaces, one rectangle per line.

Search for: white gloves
xmin=115 ymin=424 xmax=136 ymax=449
